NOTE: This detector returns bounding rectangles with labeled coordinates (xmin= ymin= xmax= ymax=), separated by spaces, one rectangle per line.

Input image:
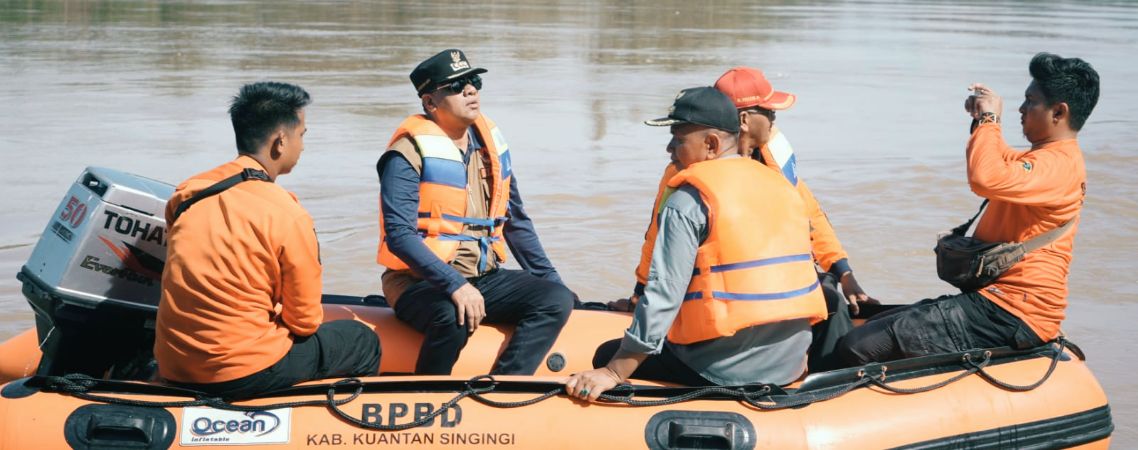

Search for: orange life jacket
xmin=664 ymin=158 xmax=826 ymax=345
xmin=634 ymin=163 xmax=679 ymax=286
xmin=636 ymin=127 xmax=799 ymax=286
xmin=636 ymin=127 xmax=853 ymax=284
xmin=376 ymin=114 xmax=512 ymax=273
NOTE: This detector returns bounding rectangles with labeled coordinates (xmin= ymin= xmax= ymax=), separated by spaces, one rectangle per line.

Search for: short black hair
xmin=1028 ymin=52 xmax=1099 ymax=132
xmin=228 ymin=82 xmax=311 ymax=155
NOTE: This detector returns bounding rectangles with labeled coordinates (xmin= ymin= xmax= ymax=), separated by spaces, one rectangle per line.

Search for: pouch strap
xmin=1020 ymin=216 xmax=1077 ymax=254
xmin=979 ymin=217 xmax=1077 ymax=280
xmin=172 ymin=168 xmax=272 ymax=223
xmin=954 ymin=199 xmax=1077 ymax=254
xmin=950 ymin=200 xmax=989 ymax=236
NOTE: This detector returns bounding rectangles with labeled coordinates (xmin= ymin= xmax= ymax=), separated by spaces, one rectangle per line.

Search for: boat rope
xmin=865 ymin=353 xmax=990 ymax=394
xmin=973 ymin=338 xmax=1066 ymax=392
xmin=44 ymin=374 xmax=366 ymax=411
xmin=36 ymin=339 xmax=1069 ymax=431
xmin=866 ymin=338 xmax=1066 ymax=395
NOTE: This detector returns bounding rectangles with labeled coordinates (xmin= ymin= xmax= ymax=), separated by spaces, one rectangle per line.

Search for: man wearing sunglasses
xmin=376 ymin=49 xmax=575 ymax=376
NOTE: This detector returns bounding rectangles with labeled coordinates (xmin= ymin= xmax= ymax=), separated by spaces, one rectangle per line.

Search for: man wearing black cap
xmin=375 ymin=49 xmax=574 ymax=376
xmin=565 ymin=87 xmax=826 ymax=399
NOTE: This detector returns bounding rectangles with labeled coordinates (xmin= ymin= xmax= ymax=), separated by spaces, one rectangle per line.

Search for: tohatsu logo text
xmin=102 ymin=210 xmax=167 ymax=246
xmin=181 ymin=408 xmax=291 ymax=446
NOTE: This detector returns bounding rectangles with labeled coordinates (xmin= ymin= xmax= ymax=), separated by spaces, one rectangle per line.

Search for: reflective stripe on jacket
xmin=377 ymin=114 xmax=513 ymax=272
xmin=755 ymin=125 xmax=799 ymax=187
xmin=665 ymin=158 xmax=826 ymax=345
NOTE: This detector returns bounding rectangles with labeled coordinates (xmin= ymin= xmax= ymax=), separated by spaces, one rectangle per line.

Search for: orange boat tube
xmin=0 ymin=329 xmax=40 ymax=383
xmin=0 ymin=303 xmax=1114 ymax=450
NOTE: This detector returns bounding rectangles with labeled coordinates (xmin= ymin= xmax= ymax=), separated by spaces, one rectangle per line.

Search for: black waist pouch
xmin=935 ymin=200 xmax=1074 ymax=292
xmin=935 ymin=234 xmax=1023 ymax=292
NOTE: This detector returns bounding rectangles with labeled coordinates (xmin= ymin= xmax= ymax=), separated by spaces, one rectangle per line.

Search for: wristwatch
xmin=978 ymin=112 xmax=1000 ymax=125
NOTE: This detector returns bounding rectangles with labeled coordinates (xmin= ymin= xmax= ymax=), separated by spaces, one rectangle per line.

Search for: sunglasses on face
xmin=743 ymin=108 xmax=776 ymax=121
xmin=434 ymin=75 xmax=483 ymax=94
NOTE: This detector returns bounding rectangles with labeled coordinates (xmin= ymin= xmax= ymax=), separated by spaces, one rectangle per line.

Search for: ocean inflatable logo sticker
xmin=181 ymin=407 xmax=291 ymax=446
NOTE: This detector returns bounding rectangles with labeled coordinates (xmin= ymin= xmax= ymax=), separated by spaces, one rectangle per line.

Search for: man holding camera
xmin=839 ymin=53 xmax=1099 ymax=365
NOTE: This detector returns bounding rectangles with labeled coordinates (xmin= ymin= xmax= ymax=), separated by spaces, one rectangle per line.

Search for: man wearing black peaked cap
xmin=375 ymin=49 xmax=575 ymax=376
xmin=566 ymin=87 xmax=827 ymax=400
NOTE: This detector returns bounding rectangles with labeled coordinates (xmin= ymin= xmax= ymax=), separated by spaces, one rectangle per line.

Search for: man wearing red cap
xmin=612 ymin=68 xmax=877 ymax=372
xmin=714 ymin=67 xmax=878 ymax=370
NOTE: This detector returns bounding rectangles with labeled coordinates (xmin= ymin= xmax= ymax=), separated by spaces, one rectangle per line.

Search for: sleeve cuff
xmin=828 ymin=258 xmax=852 ymax=278
xmin=440 ymin=271 xmax=471 ymax=296
xmin=620 ymin=330 xmax=661 ymax=355
xmin=543 ymin=269 xmax=563 ymax=284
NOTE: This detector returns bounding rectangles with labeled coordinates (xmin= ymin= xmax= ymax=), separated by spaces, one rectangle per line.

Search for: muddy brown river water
xmin=2 ymin=0 xmax=1135 ymax=444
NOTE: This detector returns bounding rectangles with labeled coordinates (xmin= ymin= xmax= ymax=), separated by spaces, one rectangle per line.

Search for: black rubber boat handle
xmin=668 ymin=421 xmax=734 ymax=449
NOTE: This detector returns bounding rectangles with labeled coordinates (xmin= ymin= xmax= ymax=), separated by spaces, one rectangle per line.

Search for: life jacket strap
xmin=418 ymin=212 xmax=509 ymax=233
xmin=424 ymin=233 xmax=502 ymax=274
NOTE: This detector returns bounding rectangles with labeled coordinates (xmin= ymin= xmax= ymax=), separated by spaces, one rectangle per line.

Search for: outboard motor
xmin=18 ymin=167 xmax=173 ymax=379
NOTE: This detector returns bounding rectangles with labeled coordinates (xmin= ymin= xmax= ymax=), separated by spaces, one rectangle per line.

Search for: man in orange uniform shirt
xmin=839 ymin=53 xmax=1099 ymax=365
xmin=155 ymin=82 xmax=381 ymax=399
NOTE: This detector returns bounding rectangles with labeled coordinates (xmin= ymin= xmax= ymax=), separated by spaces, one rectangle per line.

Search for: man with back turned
xmin=156 ymin=82 xmax=381 ymax=399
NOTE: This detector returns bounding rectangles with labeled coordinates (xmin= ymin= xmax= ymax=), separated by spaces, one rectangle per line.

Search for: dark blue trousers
xmin=393 ymin=269 xmax=574 ymax=375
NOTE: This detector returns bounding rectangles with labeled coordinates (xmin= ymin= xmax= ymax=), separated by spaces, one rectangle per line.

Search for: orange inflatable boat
xmin=0 ymin=301 xmax=1116 ymax=450
xmin=0 ymin=167 xmax=1115 ymax=449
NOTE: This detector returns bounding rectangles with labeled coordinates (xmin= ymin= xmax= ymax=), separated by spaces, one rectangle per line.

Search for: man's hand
xmin=840 ymin=271 xmax=879 ymax=316
xmin=564 ymin=367 xmax=622 ymax=403
xmin=451 ymin=283 xmax=485 ymax=333
xmin=606 ymin=295 xmax=637 ymax=312
xmin=965 ymin=83 xmax=1004 ymax=119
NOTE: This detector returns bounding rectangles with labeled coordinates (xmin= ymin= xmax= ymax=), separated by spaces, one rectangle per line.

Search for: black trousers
xmin=393 ymin=269 xmax=574 ymax=375
xmin=807 ymin=272 xmax=855 ymax=373
xmin=837 ymin=291 xmax=1045 ymax=367
xmin=172 ymin=320 xmax=381 ymax=400
xmin=592 ymin=339 xmax=715 ymax=386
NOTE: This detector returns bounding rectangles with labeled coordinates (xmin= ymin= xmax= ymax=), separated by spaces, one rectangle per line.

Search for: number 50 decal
xmin=60 ymin=196 xmax=89 ymax=228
